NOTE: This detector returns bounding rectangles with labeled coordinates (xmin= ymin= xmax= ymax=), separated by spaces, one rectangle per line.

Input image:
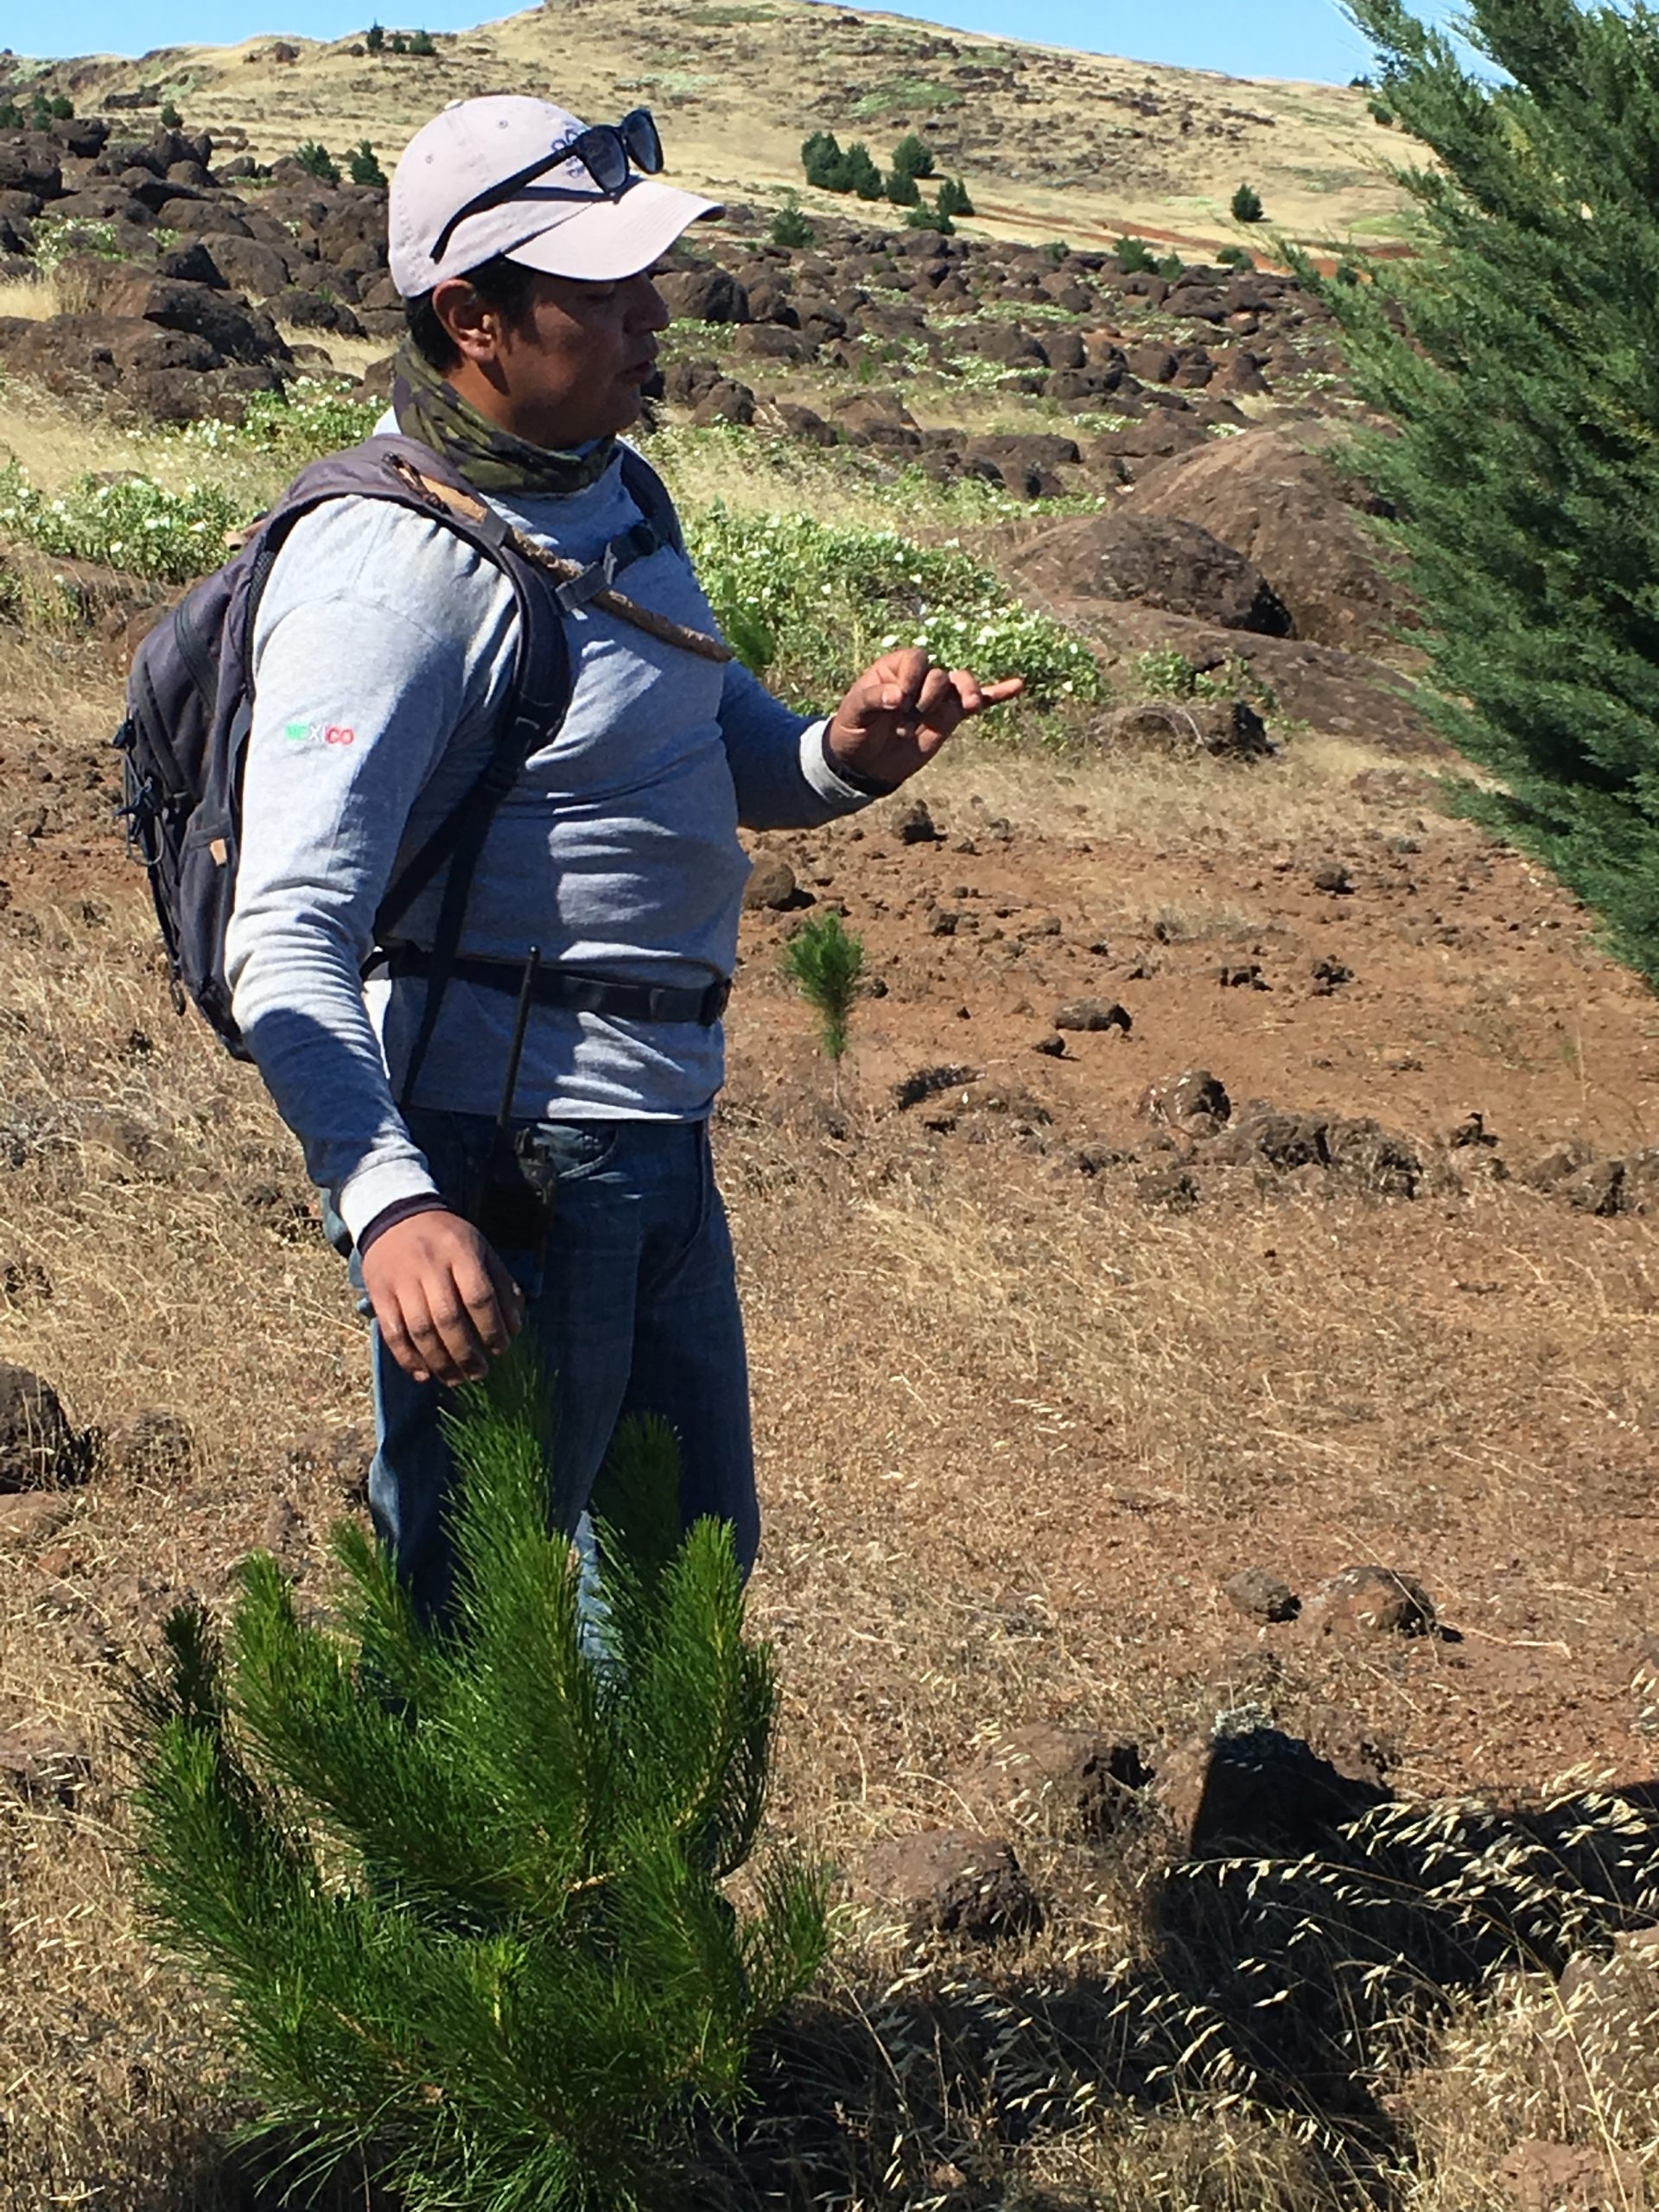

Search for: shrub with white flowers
xmin=683 ymin=505 xmax=1101 ymax=710
xmin=0 ymin=464 xmax=243 ymax=583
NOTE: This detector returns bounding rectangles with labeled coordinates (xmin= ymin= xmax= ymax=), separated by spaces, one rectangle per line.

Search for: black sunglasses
xmin=432 ymin=108 xmax=664 ymax=264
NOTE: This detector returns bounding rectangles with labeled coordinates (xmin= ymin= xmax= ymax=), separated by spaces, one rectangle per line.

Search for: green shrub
xmin=1217 ymin=243 xmax=1253 ymax=270
xmin=408 ymin=27 xmax=436 ymax=54
xmin=48 ymin=92 xmax=73 ymax=119
xmin=905 ymin=200 xmax=954 ymax=234
xmin=1231 ymin=181 xmax=1266 ymax=224
xmin=683 ymin=505 xmax=1101 ymax=712
xmin=365 ymin=19 xmax=385 ymax=49
xmin=390 ymin=31 xmax=408 ymax=54
xmin=891 ymin=130 xmax=935 ymax=179
xmin=27 ymin=211 xmax=126 ymax=273
xmin=131 ymin=1351 xmax=829 ymax=2212
xmin=936 ymin=174 xmax=974 ymax=219
xmin=181 ymin=379 xmax=384 ymax=466
xmin=1369 ymin=97 xmax=1396 ymax=125
xmin=0 ymin=465 xmax=244 ymax=584
xmin=294 ymin=139 xmax=340 ymax=184
xmin=885 ymin=166 xmax=919 ymax=207
xmin=768 ymin=200 xmax=814 ymax=247
xmin=347 ymin=137 xmax=386 ymax=187
xmin=0 ymin=102 xmax=23 ymax=130
xmin=842 ymin=141 xmax=883 ymax=200
xmin=1156 ymin=251 xmax=1185 ymax=279
xmin=801 ymin=128 xmax=849 ymax=192
xmin=1116 ymin=234 xmax=1159 ymax=275
xmin=160 ymin=98 xmax=182 ymax=129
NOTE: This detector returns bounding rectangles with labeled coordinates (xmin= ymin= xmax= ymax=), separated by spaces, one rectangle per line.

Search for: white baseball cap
xmin=388 ymin=94 xmax=721 ymax=297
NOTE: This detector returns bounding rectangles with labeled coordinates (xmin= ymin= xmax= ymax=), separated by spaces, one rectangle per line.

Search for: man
xmin=226 ymin=94 xmax=1020 ymax=1619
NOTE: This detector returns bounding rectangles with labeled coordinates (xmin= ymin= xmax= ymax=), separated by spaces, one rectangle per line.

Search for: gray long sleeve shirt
xmin=225 ymin=441 xmax=871 ymax=1244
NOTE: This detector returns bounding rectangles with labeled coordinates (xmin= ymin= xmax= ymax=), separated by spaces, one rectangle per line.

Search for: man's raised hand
xmin=826 ymin=647 xmax=1025 ymax=789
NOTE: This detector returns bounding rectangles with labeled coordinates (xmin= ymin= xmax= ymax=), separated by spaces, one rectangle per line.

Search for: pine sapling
xmin=129 ymin=1351 xmax=829 ymax=2212
xmin=783 ymin=909 xmax=864 ymax=1101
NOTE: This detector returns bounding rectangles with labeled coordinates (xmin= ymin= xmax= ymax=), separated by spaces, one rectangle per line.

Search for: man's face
xmin=483 ymin=266 xmax=670 ymax=447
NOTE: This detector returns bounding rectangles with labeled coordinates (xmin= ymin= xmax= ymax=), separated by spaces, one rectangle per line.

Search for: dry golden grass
xmin=0 ymin=273 xmax=57 ymax=322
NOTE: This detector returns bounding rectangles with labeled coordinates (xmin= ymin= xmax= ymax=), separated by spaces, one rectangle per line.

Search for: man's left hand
xmin=826 ymin=648 xmax=1026 ymax=788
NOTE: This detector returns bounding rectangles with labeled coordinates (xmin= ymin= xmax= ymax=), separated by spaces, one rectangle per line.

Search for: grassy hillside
xmin=21 ymin=0 xmax=1414 ymax=257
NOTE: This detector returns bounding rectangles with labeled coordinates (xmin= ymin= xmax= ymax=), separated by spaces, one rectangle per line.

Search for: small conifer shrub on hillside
xmin=130 ymin=1354 xmax=829 ymax=2212
xmin=1231 ymin=181 xmax=1265 ymax=223
xmin=801 ymin=128 xmax=849 ymax=191
xmin=347 ymin=137 xmax=386 ymax=187
xmin=892 ymin=130 xmax=936 ymax=178
xmin=1313 ymin=0 xmax=1659 ymax=982
xmin=937 ymin=175 xmax=974 ymax=219
xmin=886 ymin=165 xmax=920 ymax=207
xmin=294 ymin=139 xmax=340 ymax=184
xmin=1116 ymin=234 xmax=1158 ymax=274
xmin=365 ymin=19 xmax=385 ymax=49
xmin=769 ymin=200 xmax=814 ymax=247
xmin=843 ymin=140 xmax=884 ymax=200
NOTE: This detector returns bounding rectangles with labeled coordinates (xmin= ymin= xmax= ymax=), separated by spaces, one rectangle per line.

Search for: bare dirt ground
xmin=29 ymin=0 xmax=1414 ymax=258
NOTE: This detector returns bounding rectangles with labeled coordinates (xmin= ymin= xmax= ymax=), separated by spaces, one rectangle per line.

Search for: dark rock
xmin=776 ymin=400 xmax=837 ymax=447
xmin=730 ymin=322 xmax=810 ymax=363
xmin=1323 ymin=1116 xmax=1422 ymax=1197
xmin=1154 ymin=1725 xmax=1390 ymax=1856
xmin=1313 ymin=861 xmax=1353 ymax=894
xmin=690 ymin=378 xmax=755 ymax=427
xmin=975 ymin=1722 xmax=1153 ymax=1837
xmin=893 ymin=1064 xmax=979 ymax=1111
xmin=113 ymin=1408 xmax=195 ymax=1479
xmin=1054 ymin=998 xmax=1131 ymax=1033
xmin=1209 ymin=1108 xmax=1330 ymax=1172
xmin=894 ymin=798 xmax=940 ymax=844
xmin=156 ymin=238 xmax=225 ymax=286
xmin=0 ymin=1365 xmax=91 ymax=1492
xmin=1140 ymin=1067 xmax=1230 ymax=1132
xmin=657 ymin=264 xmax=750 ymax=323
xmin=1218 ymin=962 xmax=1268 ymax=990
xmin=1103 ymin=697 xmax=1272 ymax=760
xmin=1011 ymin=512 xmax=1294 ymax=636
xmin=741 ymin=850 xmax=798 ymax=911
xmin=1560 ymin=1159 xmax=1625 ymax=1217
xmin=1311 ymin=956 xmax=1354 ymax=993
xmin=1136 ymin=1165 xmax=1199 ymax=1211
xmin=271 ymin=286 xmax=365 ymax=337
xmin=1309 ymin=1564 xmax=1437 ymax=1637
xmin=194 ymin=233 xmax=291 ymax=298
xmin=859 ymin=1828 xmax=1043 ymax=1941
xmin=1121 ymin=426 xmax=1412 ymax=653
xmin=1224 ymin=1567 xmax=1300 ymax=1624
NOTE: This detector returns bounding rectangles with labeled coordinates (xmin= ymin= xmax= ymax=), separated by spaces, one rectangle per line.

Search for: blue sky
xmin=19 ymin=0 xmax=1468 ymax=84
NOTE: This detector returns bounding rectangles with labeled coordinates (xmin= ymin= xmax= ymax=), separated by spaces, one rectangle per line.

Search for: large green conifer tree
xmin=1314 ymin=0 xmax=1659 ymax=978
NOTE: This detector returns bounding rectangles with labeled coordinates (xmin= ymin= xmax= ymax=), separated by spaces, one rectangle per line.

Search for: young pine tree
xmin=1310 ymin=0 xmax=1659 ymax=981
xmin=130 ymin=1353 xmax=829 ymax=2212
xmin=886 ymin=166 xmax=920 ymax=207
xmin=783 ymin=910 xmax=865 ymax=1100
xmin=937 ymin=175 xmax=974 ymax=219
xmin=1230 ymin=181 xmax=1265 ymax=223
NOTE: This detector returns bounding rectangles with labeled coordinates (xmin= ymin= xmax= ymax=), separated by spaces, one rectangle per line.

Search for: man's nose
xmin=629 ymin=273 xmax=671 ymax=332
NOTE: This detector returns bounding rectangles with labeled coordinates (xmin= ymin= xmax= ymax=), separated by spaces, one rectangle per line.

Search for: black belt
xmin=378 ymin=947 xmax=733 ymax=1027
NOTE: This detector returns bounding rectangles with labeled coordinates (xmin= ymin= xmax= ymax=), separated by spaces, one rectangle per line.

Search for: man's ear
xmin=433 ymin=276 xmax=501 ymax=365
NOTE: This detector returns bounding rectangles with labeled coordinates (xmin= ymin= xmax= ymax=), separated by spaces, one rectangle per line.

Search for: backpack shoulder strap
xmin=618 ymin=441 xmax=687 ymax=558
xmin=238 ymin=435 xmax=575 ymax=1109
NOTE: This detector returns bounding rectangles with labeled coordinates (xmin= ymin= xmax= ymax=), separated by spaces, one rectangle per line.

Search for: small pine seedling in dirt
xmin=1231 ymin=181 xmax=1266 ymax=224
xmin=783 ymin=910 xmax=864 ymax=1098
xmin=129 ymin=1351 xmax=829 ymax=2212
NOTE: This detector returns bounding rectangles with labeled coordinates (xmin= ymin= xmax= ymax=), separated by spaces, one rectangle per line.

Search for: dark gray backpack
xmin=114 ymin=431 xmax=681 ymax=1081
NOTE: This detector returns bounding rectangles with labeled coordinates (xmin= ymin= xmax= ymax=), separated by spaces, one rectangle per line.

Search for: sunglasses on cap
xmin=431 ymin=108 xmax=665 ymax=264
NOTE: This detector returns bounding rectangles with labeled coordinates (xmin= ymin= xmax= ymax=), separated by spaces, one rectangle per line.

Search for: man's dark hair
xmin=404 ymin=254 xmax=542 ymax=370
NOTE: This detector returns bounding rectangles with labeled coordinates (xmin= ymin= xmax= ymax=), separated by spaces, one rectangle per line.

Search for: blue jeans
xmin=355 ymin=1113 xmax=756 ymax=1625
